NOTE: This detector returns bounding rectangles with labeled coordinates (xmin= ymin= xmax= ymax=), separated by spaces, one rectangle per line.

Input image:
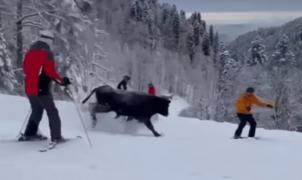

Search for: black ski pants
xmin=24 ymin=95 xmax=62 ymax=141
xmin=234 ymin=113 xmax=257 ymax=137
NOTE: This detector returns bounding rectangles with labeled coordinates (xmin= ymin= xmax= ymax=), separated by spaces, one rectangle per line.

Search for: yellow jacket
xmin=235 ymin=93 xmax=268 ymax=114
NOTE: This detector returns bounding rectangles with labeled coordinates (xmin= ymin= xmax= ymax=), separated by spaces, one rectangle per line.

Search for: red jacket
xmin=23 ymin=41 xmax=63 ymax=96
xmin=148 ymin=86 xmax=156 ymax=96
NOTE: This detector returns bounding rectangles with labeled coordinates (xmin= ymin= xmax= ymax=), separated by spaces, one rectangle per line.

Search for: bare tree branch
xmin=23 ymin=6 xmax=36 ymax=11
xmin=16 ymin=12 xmax=39 ymax=24
xmin=91 ymin=62 xmax=113 ymax=72
xmin=22 ymin=24 xmax=43 ymax=30
xmin=41 ymin=11 xmax=66 ymax=21
xmin=22 ymin=21 xmax=43 ymax=28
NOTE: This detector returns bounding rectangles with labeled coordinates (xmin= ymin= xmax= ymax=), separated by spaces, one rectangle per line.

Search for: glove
xmin=266 ymin=104 xmax=273 ymax=108
xmin=246 ymin=107 xmax=251 ymax=111
xmin=61 ymin=77 xmax=71 ymax=86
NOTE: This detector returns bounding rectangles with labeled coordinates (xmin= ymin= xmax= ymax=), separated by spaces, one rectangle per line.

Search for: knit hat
xmin=246 ymin=87 xmax=255 ymax=93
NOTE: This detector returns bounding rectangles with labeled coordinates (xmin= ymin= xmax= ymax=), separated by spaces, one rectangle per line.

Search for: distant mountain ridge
xmin=214 ymin=23 xmax=256 ymax=43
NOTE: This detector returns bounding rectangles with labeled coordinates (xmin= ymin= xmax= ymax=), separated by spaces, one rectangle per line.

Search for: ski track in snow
xmin=0 ymin=94 xmax=301 ymax=180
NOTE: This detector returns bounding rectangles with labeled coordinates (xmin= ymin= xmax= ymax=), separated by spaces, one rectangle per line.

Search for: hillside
xmin=0 ymin=94 xmax=301 ymax=180
xmin=228 ymin=17 xmax=302 ymax=65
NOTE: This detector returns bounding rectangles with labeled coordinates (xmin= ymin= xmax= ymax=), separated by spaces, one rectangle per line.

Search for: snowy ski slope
xmin=0 ymin=94 xmax=301 ymax=180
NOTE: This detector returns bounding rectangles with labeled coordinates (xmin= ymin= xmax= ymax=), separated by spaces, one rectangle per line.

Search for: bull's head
xmin=157 ymin=98 xmax=171 ymax=116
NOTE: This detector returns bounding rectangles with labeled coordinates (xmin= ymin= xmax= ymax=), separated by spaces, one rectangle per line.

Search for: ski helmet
xmin=246 ymin=87 xmax=255 ymax=93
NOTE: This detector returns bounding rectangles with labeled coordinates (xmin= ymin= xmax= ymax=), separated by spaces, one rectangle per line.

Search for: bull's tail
xmin=82 ymin=88 xmax=97 ymax=104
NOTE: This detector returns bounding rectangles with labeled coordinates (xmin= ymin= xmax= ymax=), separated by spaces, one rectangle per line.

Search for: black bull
xmin=82 ymin=85 xmax=171 ymax=137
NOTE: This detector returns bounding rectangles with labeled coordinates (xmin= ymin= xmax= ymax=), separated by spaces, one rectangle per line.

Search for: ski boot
xmin=18 ymin=133 xmax=48 ymax=142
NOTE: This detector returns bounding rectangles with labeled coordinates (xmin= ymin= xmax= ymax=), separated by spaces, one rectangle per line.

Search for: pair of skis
xmin=232 ymin=136 xmax=260 ymax=140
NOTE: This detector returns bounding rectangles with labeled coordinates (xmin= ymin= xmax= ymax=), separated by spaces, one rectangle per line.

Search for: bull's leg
xmin=126 ymin=116 xmax=134 ymax=121
xmin=115 ymin=113 xmax=121 ymax=119
xmin=144 ymin=119 xmax=161 ymax=137
xmin=114 ymin=109 xmax=123 ymax=119
xmin=91 ymin=103 xmax=115 ymax=128
xmin=91 ymin=105 xmax=99 ymax=128
xmin=91 ymin=111 xmax=98 ymax=128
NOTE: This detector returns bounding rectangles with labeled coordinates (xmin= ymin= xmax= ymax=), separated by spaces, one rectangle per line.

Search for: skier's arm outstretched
xmin=252 ymin=95 xmax=273 ymax=108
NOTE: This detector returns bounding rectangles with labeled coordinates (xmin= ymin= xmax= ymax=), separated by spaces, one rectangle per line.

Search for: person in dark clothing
xmin=235 ymin=114 xmax=257 ymax=138
xmin=19 ymin=30 xmax=71 ymax=142
xmin=234 ymin=87 xmax=273 ymax=139
xmin=117 ymin=75 xmax=131 ymax=90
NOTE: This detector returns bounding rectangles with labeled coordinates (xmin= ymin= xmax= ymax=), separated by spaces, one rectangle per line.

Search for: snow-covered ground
xmin=0 ymin=94 xmax=301 ymax=180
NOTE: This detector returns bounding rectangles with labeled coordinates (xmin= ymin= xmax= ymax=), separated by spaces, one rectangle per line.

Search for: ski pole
xmin=17 ymin=108 xmax=31 ymax=137
xmin=64 ymin=87 xmax=93 ymax=148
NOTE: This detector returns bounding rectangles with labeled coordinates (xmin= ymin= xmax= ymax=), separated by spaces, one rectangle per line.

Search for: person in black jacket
xmin=117 ymin=75 xmax=131 ymax=90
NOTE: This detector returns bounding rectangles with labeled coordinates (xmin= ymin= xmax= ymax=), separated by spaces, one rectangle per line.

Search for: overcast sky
xmin=159 ymin=0 xmax=302 ymax=12
xmin=159 ymin=0 xmax=302 ymax=25
xmin=158 ymin=0 xmax=302 ymax=42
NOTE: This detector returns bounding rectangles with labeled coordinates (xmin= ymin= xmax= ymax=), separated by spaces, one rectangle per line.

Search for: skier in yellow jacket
xmin=234 ymin=87 xmax=273 ymax=139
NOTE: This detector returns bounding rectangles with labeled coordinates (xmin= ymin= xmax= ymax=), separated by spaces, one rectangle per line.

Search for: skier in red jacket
xmin=148 ymin=83 xmax=156 ymax=96
xmin=19 ymin=30 xmax=70 ymax=143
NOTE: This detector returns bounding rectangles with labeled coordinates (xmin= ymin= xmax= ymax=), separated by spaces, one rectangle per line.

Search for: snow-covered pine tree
xmin=247 ymin=35 xmax=267 ymax=66
xmin=177 ymin=10 xmax=188 ymax=54
xmin=213 ymin=32 xmax=219 ymax=54
xmin=268 ymin=34 xmax=295 ymax=129
xmin=186 ymin=25 xmax=195 ymax=62
xmin=209 ymin=25 xmax=214 ymax=45
xmin=202 ymin=32 xmax=210 ymax=56
xmin=0 ymin=32 xmax=18 ymax=93
xmin=185 ymin=12 xmax=208 ymax=62
xmin=171 ymin=10 xmax=180 ymax=51
xmin=238 ymin=35 xmax=268 ymax=89
xmin=215 ymin=44 xmax=240 ymax=121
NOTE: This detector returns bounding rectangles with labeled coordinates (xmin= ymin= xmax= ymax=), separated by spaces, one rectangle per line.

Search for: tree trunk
xmin=16 ymin=0 xmax=23 ymax=69
xmin=0 ymin=11 xmax=2 ymax=29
